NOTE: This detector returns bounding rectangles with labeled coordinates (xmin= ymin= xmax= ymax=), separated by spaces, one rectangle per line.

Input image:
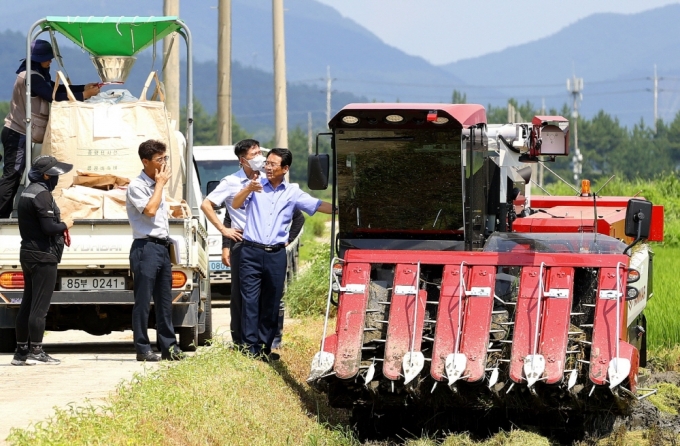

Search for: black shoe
xmin=257 ymin=351 xmax=280 ymax=363
xmin=136 ymin=351 xmax=161 ymax=362
xmin=11 ymin=348 xmax=31 ymax=366
xmin=161 ymin=346 xmax=186 ymax=361
xmin=26 ymin=350 xmax=60 ymax=365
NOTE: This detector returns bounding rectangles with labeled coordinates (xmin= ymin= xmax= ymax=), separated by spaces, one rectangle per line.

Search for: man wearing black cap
xmin=11 ymin=155 xmax=73 ymax=366
xmin=0 ymin=39 xmax=99 ymax=218
xmin=126 ymin=140 xmax=184 ymax=362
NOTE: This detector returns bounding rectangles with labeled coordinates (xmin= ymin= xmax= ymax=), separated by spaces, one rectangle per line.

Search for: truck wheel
xmin=198 ymin=291 xmax=212 ymax=346
xmin=0 ymin=328 xmax=16 ymax=353
xmin=178 ymin=326 xmax=198 ymax=351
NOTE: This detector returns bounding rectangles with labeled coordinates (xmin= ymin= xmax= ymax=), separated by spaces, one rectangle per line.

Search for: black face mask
xmin=47 ymin=175 xmax=59 ymax=191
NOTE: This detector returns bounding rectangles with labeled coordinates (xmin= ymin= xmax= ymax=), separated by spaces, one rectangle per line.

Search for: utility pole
xmin=307 ymin=112 xmax=313 ymax=154
xmin=163 ymin=0 xmax=180 ymax=128
xmin=217 ymin=0 xmax=232 ymax=145
xmin=567 ymin=75 xmax=584 ymax=184
xmin=326 ymin=66 xmax=332 ymax=128
xmin=272 ymin=0 xmax=288 ymax=149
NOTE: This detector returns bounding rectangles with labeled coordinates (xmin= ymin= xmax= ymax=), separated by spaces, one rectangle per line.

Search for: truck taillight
xmin=172 ymin=271 xmax=187 ymax=288
xmin=0 ymin=272 xmax=24 ymax=289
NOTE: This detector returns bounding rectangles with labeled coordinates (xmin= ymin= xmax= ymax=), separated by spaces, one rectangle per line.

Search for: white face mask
xmin=246 ymin=155 xmax=266 ymax=172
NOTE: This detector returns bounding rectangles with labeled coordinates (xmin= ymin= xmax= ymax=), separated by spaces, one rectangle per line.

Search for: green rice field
xmin=646 ymin=245 xmax=680 ymax=350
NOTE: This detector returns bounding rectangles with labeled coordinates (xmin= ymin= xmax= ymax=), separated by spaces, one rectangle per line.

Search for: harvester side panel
xmin=333 ymin=263 xmax=371 ymax=379
xmin=383 ymin=264 xmax=427 ymax=381
xmin=459 ymin=265 xmax=497 ymax=382
xmin=618 ymin=341 xmax=640 ymax=393
xmin=539 ymin=266 xmax=574 ymax=385
xmin=589 ymin=266 xmax=627 ymax=386
xmin=509 ymin=267 xmax=541 ymax=384
xmin=430 ymin=264 xmax=469 ymax=381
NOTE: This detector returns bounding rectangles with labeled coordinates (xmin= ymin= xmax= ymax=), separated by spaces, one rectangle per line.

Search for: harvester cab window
xmin=335 ymin=129 xmax=463 ymax=239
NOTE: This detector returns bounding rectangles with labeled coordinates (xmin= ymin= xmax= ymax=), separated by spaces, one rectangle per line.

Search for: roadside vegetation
xmin=8 ymin=177 xmax=680 ymax=445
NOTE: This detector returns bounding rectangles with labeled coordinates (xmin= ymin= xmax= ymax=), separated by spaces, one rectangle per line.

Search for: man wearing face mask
xmin=11 ymin=155 xmax=73 ymax=366
xmin=200 ymin=139 xmax=264 ymax=346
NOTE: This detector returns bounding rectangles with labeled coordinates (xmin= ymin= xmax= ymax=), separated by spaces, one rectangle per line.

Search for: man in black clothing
xmin=11 ymin=155 xmax=73 ymax=366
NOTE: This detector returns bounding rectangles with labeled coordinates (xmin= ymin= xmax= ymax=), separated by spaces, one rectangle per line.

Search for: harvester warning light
xmin=426 ymin=110 xmax=437 ymax=122
xmin=580 ymin=180 xmax=591 ymax=196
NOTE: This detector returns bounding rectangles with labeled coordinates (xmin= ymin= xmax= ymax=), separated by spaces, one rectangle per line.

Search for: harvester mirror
xmin=625 ymin=199 xmax=652 ymax=239
xmin=307 ymin=154 xmax=329 ymax=190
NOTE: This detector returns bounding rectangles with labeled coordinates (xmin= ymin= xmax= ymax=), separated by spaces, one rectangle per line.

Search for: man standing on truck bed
xmin=200 ymin=139 xmax=263 ymax=346
xmin=0 ymin=39 xmax=99 ymax=218
xmin=232 ymin=148 xmax=334 ymax=360
xmin=12 ymin=155 xmax=73 ymax=366
xmin=126 ymin=140 xmax=184 ymax=362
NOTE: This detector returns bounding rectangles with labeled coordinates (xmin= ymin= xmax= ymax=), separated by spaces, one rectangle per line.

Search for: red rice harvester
xmin=306 ymin=103 xmax=664 ymax=414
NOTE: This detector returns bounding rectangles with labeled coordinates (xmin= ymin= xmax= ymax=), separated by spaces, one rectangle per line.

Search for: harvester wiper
xmin=338 ymin=136 xmax=415 ymax=141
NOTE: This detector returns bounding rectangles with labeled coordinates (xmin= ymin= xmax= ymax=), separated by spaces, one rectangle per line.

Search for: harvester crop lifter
xmin=305 ymin=103 xmax=664 ymax=416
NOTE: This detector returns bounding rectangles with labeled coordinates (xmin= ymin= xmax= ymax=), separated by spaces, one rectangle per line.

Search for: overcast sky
xmin=315 ymin=0 xmax=680 ymax=65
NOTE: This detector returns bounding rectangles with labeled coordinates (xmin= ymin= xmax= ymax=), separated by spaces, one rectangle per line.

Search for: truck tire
xmin=198 ymin=290 xmax=212 ymax=346
xmin=0 ymin=328 xmax=16 ymax=353
xmin=178 ymin=326 xmax=198 ymax=351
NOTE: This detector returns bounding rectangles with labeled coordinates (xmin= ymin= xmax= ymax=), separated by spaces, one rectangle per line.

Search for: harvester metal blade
xmin=364 ymin=363 xmax=376 ymax=386
xmin=445 ymin=353 xmax=467 ymax=386
xmin=523 ymin=354 xmax=545 ymax=387
xmin=567 ymin=369 xmax=578 ymax=390
xmin=309 ymin=351 xmax=335 ymax=380
xmin=402 ymin=351 xmax=425 ymax=385
xmin=488 ymin=368 xmax=499 ymax=388
xmin=608 ymin=357 xmax=631 ymax=389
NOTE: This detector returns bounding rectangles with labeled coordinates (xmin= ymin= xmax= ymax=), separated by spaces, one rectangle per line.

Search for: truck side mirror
xmin=307 ymin=154 xmax=329 ymax=190
xmin=623 ymin=198 xmax=652 ymax=255
xmin=206 ymin=180 xmax=220 ymax=196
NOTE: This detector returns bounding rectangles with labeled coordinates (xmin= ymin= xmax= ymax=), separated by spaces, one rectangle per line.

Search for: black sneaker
xmin=161 ymin=346 xmax=186 ymax=361
xmin=11 ymin=349 xmax=31 ymax=366
xmin=26 ymin=350 xmax=60 ymax=365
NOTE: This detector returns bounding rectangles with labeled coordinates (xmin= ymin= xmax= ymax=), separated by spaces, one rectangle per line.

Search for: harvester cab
xmin=306 ymin=103 xmax=664 ymax=418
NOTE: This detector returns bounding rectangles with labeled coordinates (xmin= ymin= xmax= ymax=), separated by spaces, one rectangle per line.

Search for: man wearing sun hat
xmin=0 ymin=39 xmax=100 ymax=218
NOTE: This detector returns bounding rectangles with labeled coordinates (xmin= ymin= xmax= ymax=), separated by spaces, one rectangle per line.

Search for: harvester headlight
xmin=432 ymin=116 xmax=449 ymax=124
xmin=625 ymin=286 xmax=639 ymax=301
xmin=627 ymin=269 xmax=640 ymax=283
xmin=385 ymin=114 xmax=404 ymax=123
xmin=342 ymin=115 xmax=359 ymax=124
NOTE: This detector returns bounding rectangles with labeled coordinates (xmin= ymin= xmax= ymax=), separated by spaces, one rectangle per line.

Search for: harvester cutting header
xmin=305 ymin=103 xmax=663 ymax=420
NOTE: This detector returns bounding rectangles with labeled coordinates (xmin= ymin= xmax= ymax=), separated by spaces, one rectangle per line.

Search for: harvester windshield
xmin=336 ymin=128 xmax=463 ymax=238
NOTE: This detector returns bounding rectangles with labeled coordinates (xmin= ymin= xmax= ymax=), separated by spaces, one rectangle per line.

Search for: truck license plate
xmin=210 ymin=261 xmax=230 ymax=271
xmin=61 ymin=277 xmax=126 ymax=290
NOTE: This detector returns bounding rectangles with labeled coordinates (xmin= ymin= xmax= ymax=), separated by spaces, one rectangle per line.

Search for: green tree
xmin=451 ymin=89 xmax=467 ymax=104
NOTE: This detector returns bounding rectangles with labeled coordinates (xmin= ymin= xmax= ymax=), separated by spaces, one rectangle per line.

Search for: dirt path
xmin=0 ymin=304 xmax=232 ymax=444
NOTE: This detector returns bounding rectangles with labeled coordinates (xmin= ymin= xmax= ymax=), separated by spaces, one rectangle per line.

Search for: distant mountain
xmin=0 ymin=2 xmax=678 ymax=129
xmin=439 ymin=4 xmax=680 ymax=126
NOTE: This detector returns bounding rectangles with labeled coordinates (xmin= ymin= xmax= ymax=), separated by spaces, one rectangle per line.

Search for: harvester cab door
xmin=464 ymin=125 xmax=488 ymax=250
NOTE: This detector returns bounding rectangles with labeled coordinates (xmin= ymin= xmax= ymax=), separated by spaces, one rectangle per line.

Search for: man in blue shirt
xmin=200 ymin=139 xmax=263 ymax=346
xmin=232 ymin=148 xmax=333 ymax=360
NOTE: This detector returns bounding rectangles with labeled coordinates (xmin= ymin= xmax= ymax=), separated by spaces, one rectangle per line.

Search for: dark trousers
xmin=16 ymin=261 xmax=57 ymax=344
xmin=130 ymin=239 xmax=177 ymax=355
xmin=0 ymin=127 xmax=27 ymax=218
xmin=239 ymin=245 xmax=287 ymax=355
xmin=229 ymin=240 xmax=243 ymax=345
